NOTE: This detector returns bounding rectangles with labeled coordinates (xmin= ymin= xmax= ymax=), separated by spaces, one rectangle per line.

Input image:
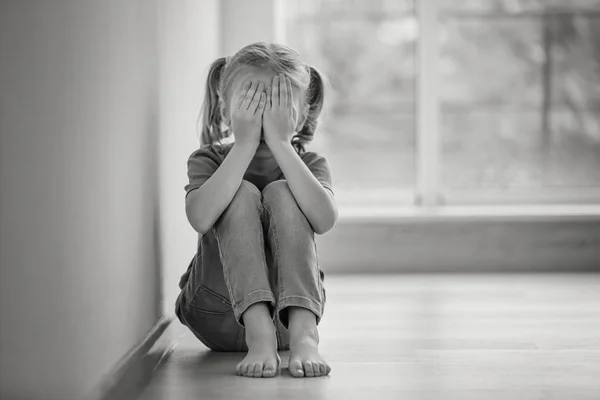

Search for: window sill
xmin=318 ymin=204 xmax=600 ymax=274
xmin=338 ymin=204 xmax=600 ymax=222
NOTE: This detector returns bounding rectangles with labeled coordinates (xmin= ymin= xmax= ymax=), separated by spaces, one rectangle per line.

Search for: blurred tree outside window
xmin=284 ymin=0 xmax=417 ymax=206
xmin=440 ymin=0 xmax=600 ymax=191
xmin=284 ymin=0 xmax=600 ymax=206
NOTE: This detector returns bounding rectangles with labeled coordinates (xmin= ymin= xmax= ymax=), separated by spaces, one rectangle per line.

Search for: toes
xmin=290 ymin=359 xmax=329 ymax=378
xmin=245 ymin=363 xmax=255 ymax=377
xmin=303 ymin=361 xmax=315 ymax=377
xmin=262 ymin=369 xmax=276 ymax=378
xmin=313 ymin=362 xmax=322 ymax=377
xmin=263 ymin=361 xmax=278 ymax=378
xmin=289 ymin=359 xmax=304 ymax=377
xmin=238 ymin=358 xmax=280 ymax=378
xmin=318 ymin=362 xmax=329 ymax=376
xmin=252 ymin=362 xmax=263 ymax=378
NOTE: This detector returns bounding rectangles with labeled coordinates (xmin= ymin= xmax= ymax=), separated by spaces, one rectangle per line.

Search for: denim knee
xmin=220 ymin=180 xmax=262 ymax=220
xmin=263 ymin=180 xmax=296 ymax=209
xmin=262 ymin=180 xmax=306 ymax=222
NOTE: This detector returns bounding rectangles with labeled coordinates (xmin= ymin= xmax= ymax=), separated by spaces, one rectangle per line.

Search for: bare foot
xmin=287 ymin=307 xmax=331 ymax=378
xmin=236 ymin=303 xmax=280 ymax=378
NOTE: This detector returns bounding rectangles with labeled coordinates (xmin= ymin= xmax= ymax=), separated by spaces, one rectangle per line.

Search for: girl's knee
xmin=262 ymin=180 xmax=311 ymax=229
xmin=223 ymin=180 xmax=262 ymax=217
xmin=236 ymin=180 xmax=261 ymax=201
xmin=262 ymin=180 xmax=295 ymax=207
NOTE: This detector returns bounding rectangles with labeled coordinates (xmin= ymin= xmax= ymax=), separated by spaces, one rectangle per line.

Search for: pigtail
xmin=199 ymin=57 xmax=227 ymax=146
xmin=292 ymin=65 xmax=325 ymax=153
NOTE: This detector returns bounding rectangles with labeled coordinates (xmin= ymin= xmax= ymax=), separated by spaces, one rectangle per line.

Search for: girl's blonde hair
xmin=198 ymin=42 xmax=325 ymax=153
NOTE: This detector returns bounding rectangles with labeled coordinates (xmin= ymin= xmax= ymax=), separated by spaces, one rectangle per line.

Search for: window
xmin=439 ymin=0 xmax=600 ymax=204
xmin=281 ymin=0 xmax=600 ymax=209
xmin=282 ymin=0 xmax=417 ymax=207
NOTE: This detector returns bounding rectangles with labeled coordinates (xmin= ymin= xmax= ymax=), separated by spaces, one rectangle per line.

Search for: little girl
xmin=175 ymin=42 xmax=337 ymax=378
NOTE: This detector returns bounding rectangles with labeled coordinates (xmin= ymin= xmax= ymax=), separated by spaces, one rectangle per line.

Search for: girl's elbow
xmin=186 ymin=204 xmax=210 ymax=235
xmin=314 ymin=225 xmax=331 ymax=235
xmin=313 ymin=211 xmax=337 ymax=235
xmin=187 ymin=214 xmax=209 ymax=235
xmin=195 ymin=222 xmax=210 ymax=236
xmin=192 ymin=212 xmax=213 ymax=235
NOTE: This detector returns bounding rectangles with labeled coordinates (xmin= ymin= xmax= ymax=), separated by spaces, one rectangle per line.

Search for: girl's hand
xmin=231 ymin=81 xmax=266 ymax=149
xmin=263 ymin=74 xmax=296 ymax=145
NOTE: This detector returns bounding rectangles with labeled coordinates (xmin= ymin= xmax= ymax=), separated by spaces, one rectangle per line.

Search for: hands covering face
xmin=230 ymin=74 xmax=296 ymax=148
xmin=262 ymin=73 xmax=297 ymax=145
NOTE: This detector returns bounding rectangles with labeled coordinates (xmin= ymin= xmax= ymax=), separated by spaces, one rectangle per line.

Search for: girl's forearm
xmin=268 ymin=141 xmax=338 ymax=234
xmin=185 ymin=143 xmax=256 ymax=234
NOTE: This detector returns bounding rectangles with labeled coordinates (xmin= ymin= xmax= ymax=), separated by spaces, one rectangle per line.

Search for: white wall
xmin=159 ymin=0 xmax=282 ymax=314
xmin=0 ymin=1 xmax=280 ymax=398
xmin=158 ymin=0 xmax=281 ymax=314
xmin=0 ymin=1 xmax=165 ymax=399
xmin=158 ymin=0 xmax=221 ymax=317
xmin=220 ymin=0 xmax=278 ymax=55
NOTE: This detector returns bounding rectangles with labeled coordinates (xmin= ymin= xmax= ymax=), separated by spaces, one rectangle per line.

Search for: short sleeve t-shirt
xmin=184 ymin=142 xmax=334 ymax=196
xmin=178 ymin=142 xmax=334 ymax=290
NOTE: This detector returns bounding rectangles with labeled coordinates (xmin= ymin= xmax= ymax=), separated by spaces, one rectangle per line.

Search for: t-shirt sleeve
xmin=301 ymin=151 xmax=334 ymax=195
xmin=184 ymin=145 xmax=223 ymax=198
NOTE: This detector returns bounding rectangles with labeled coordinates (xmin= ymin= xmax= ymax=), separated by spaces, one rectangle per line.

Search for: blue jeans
xmin=175 ymin=180 xmax=327 ymax=352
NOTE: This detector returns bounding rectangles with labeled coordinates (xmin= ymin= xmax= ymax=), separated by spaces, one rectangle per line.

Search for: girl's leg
xmin=213 ymin=180 xmax=281 ymax=378
xmin=177 ymin=180 xmax=279 ymax=378
xmin=261 ymin=180 xmax=331 ymax=378
xmin=212 ymin=180 xmax=275 ymax=325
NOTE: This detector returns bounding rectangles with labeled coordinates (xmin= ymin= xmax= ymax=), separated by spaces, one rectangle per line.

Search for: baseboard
xmin=88 ymin=316 xmax=182 ymax=400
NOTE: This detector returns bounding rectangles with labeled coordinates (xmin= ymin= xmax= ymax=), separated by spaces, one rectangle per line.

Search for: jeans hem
xmin=232 ymin=290 xmax=276 ymax=327
xmin=277 ymin=296 xmax=323 ymax=329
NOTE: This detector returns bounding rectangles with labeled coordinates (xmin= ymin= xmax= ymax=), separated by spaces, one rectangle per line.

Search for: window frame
xmin=273 ymin=0 xmax=600 ymax=217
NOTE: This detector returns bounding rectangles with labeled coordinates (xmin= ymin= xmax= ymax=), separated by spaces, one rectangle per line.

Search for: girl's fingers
xmin=248 ymin=82 xmax=264 ymax=110
xmin=241 ymin=81 xmax=258 ymax=110
xmin=249 ymin=83 xmax=264 ymax=113
xmin=292 ymin=104 xmax=298 ymax=125
xmin=236 ymin=81 xmax=252 ymax=109
xmin=271 ymin=75 xmax=279 ymax=108
xmin=255 ymin=92 xmax=266 ymax=115
xmin=279 ymin=74 xmax=287 ymax=108
xmin=286 ymin=76 xmax=293 ymax=110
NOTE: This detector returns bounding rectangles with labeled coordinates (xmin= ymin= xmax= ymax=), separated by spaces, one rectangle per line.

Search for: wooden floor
xmin=139 ymin=274 xmax=600 ymax=400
